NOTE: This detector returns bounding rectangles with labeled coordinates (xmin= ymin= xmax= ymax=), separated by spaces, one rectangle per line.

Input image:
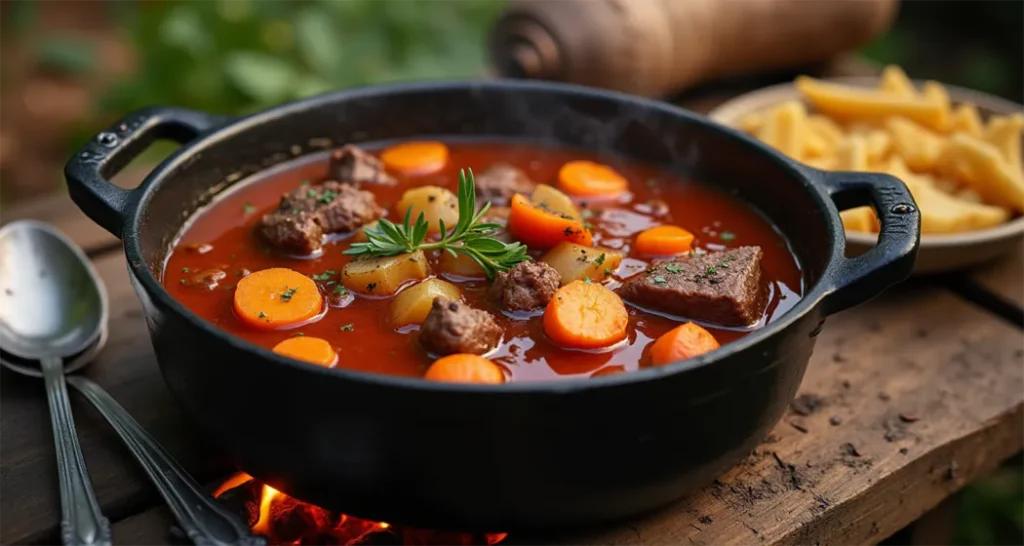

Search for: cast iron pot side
xmin=65 ymin=81 xmax=920 ymax=531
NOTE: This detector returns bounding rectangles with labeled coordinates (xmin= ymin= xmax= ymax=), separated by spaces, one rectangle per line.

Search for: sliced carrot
xmin=557 ymin=160 xmax=628 ymax=197
xmin=234 ymin=268 xmax=322 ymax=330
xmin=508 ymin=193 xmax=593 ymax=249
xmin=273 ymin=336 xmax=338 ymax=367
xmin=634 ymin=225 xmax=695 ymax=256
xmin=424 ymin=354 xmax=505 ymax=384
xmin=544 ymin=281 xmax=628 ymax=349
xmin=380 ymin=141 xmax=449 ymax=175
xmin=648 ymin=323 xmax=720 ymax=366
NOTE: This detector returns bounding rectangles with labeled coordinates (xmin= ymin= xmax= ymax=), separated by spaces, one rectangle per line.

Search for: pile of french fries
xmin=737 ymin=65 xmax=1024 ymax=235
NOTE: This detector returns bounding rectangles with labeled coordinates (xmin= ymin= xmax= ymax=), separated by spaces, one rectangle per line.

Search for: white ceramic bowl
xmin=709 ymin=77 xmax=1024 ymax=275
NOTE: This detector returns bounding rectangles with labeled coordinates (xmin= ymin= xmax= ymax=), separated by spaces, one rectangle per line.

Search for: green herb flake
xmin=243 ymin=203 xmax=256 ymax=214
xmin=179 ymin=279 xmax=186 ymax=285
xmin=705 ymin=265 xmax=718 ymax=276
xmin=306 ymin=189 xmax=318 ymax=198
xmin=280 ymin=286 xmax=298 ymax=302
xmin=665 ymin=264 xmax=684 ymax=273
xmin=340 ymin=323 xmax=354 ymax=331
xmin=652 ymin=275 xmax=667 ymax=284
xmin=604 ymin=268 xmax=614 ymax=276
xmin=594 ymin=253 xmax=606 ymax=266
xmin=258 ymin=311 xmax=267 ymax=319
xmin=311 ymin=270 xmax=336 ymax=282
xmin=580 ymin=209 xmax=595 ymax=220
xmin=583 ymin=277 xmax=592 ymax=284
xmin=296 ymin=332 xmax=304 ymax=336
xmin=366 ymin=282 xmax=377 ymax=292
xmin=720 ymin=231 xmax=736 ymax=242
xmin=181 ymin=267 xmax=190 ymax=273
xmin=318 ymin=190 xmax=338 ymax=204
xmin=332 ymin=285 xmax=348 ymax=296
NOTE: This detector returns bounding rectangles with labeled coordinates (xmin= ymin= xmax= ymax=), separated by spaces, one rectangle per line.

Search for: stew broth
xmin=163 ymin=142 xmax=802 ymax=381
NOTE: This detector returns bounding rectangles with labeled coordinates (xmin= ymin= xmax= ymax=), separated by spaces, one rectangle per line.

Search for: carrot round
xmin=508 ymin=193 xmax=593 ymax=249
xmin=634 ymin=225 xmax=695 ymax=256
xmin=424 ymin=354 xmax=505 ymax=384
xmin=648 ymin=323 xmax=720 ymax=366
xmin=273 ymin=336 xmax=338 ymax=367
xmin=234 ymin=268 xmax=322 ymax=330
xmin=544 ymin=281 xmax=628 ymax=349
xmin=380 ymin=141 xmax=449 ymax=175
xmin=557 ymin=160 xmax=628 ymax=197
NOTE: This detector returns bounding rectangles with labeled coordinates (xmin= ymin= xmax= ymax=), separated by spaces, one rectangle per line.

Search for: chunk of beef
xmin=617 ymin=246 xmax=767 ymax=327
xmin=420 ymin=297 xmax=502 ymax=356
xmin=181 ymin=268 xmax=227 ymax=291
xmin=328 ymin=145 xmax=395 ymax=186
xmin=474 ymin=163 xmax=536 ymax=206
xmin=257 ymin=181 xmax=383 ymax=255
xmin=489 ymin=261 xmax=561 ymax=312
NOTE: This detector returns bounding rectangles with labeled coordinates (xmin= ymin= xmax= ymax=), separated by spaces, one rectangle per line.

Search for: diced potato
xmin=342 ymin=250 xmax=429 ymax=296
xmin=396 ymin=186 xmax=459 ymax=234
xmin=530 ymin=184 xmax=581 ymax=221
xmin=390 ymin=279 xmax=461 ymax=326
xmin=352 ymin=220 xmax=379 ymax=243
xmin=541 ymin=243 xmax=623 ymax=285
xmin=439 ymin=251 xmax=486 ymax=280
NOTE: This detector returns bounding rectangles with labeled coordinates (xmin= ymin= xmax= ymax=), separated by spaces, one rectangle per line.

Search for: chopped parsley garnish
xmin=705 ymin=265 xmax=718 ymax=276
xmin=306 ymin=189 xmax=318 ymax=198
xmin=594 ymin=253 xmax=606 ymax=266
xmin=340 ymin=323 xmax=354 ymax=331
xmin=665 ymin=264 xmax=684 ymax=273
xmin=583 ymin=277 xmax=592 ymax=284
xmin=604 ymin=268 xmax=614 ymax=276
xmin=332 ymin=285 xmax=348 ymax=296
xmin=580 ymin=209 xmax=595 ymax=220
xmin=311 ymin=270 xmax=336 ymax=282
xmin=720 ymin=231 xmax=736 ymax=242
xmin=178 ymin=279 xmax=186 ymax=285
xmin=181 ymin=267 xmax=190 ymax=273
xmin=243 ymin=203 xmax=256 ymax=214
xmin=317 ymin=190 xmax=338 ymax=204
xmin=280 ymin=286 xmax=298 ymax=302
xmin=258 ymin=312 xmax=267 ymax=319
xmin=652 ymin=275 xmax=667 ymax=284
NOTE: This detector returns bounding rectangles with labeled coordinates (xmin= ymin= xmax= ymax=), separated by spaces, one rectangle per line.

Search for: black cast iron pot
xmin=65 ymin=81 xmax=920 ymax=532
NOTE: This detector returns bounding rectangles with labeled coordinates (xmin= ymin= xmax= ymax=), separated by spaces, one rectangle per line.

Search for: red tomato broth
xmin=163 ymin=141 xmax=803 ymax=381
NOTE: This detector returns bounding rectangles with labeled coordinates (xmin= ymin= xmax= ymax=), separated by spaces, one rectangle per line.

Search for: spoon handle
xmin=40 ymin=357 xmax=112 ymax=546
xmin=67 ymin=376 xmax=265 ymax=546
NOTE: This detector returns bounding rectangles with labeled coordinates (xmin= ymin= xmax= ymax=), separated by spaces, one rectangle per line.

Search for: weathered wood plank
xmin=1 ymin=189 xmax=121 ymax=254
xmin=0 ymin=252 xmax=232 ymax=545
xmin=968 ymin=242 xmax=1024 ymax=309
xmin=543 ymin=284 xmax=1024 ymax=546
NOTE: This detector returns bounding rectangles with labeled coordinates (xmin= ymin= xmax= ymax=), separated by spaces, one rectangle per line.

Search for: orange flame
xmin=252 ymin=484 xmax=282 ymax=536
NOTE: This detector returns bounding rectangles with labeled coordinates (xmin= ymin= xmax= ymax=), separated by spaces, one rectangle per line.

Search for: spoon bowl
xmin=0 ymin=220 xmax=107 ymax=362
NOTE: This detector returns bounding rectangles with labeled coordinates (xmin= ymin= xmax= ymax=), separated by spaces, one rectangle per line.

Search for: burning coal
xmin=214 ymin=473 xmax=507 ymax=545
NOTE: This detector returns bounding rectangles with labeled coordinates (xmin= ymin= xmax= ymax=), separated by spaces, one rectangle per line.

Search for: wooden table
xmin=2 ymin=62 xmax=1022 ymax=546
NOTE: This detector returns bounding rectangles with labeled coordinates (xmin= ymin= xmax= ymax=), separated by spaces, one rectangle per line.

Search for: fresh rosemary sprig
xmin=344 ymin=169 xmax=529 ymax=279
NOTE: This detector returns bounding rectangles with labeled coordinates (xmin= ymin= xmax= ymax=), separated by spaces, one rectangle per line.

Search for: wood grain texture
xmin=1 ymin=190 xmax=120 ymax=254
xmin=0 ymin=252 xmax=232 ymax=545
xmin=969 ymin=241 xmax=1024 ymax=308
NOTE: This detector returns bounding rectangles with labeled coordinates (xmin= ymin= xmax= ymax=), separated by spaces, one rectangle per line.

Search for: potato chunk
xmin=342 ymin=250 xmax=429 ymax=296
xmin=541 ymin=243 xmax=623 ymax=285
xmin=530 ymin=184 xmax=580 ymax=221
xmin=396 ymin=186 xmax=458 ymax=233
xmin=352 ymin=220 xmax=379 ymax=243
xmin=439 ymin=251 xmax=486 ymax=280
xmin=390 ymin=279 xmax=461 ymax=326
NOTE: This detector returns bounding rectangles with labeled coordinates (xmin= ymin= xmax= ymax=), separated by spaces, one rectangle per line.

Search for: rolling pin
xmin=489 ymin=0 xmax=899 ymax=97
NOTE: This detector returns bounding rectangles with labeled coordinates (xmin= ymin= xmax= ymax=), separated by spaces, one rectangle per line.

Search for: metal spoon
xmin=0 ymin=220 xmax=111 ymax=546
xmin=0 ymin=220 xmax=263 ymax=546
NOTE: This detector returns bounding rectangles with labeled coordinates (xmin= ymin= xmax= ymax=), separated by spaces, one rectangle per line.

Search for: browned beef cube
xmin=489 ymin=261 xmax=561 ymax=312
xmin=420 ymin=297 xmax=503 ymax=356
xmin=328 ymin=145 xmax=395 ymax=186
xmin=474 ymin=163 xmax=536 ymax=206
xmin=617 ymin=246 xmax=767 ymax=327
xmin=257 ymin=182 xmax=382 ymax=255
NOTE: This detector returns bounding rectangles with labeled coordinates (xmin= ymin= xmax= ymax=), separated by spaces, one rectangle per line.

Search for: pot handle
xmin=64 ymin=106 xmax=232 ymax=239
xmin=817 ymin=170 xmax=920 ymax=315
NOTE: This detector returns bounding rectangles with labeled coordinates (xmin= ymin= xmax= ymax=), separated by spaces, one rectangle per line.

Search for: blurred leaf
xmin=292 ymin=75 xmax=334 ymax=99
xmin=36 ymin=36 xmax=97 ymax=75
xmin=224 ymin=52 xmax=300 ymax=103
xmin=295 ymin=8 xmax=341 ymax=74
xmin=159 ymin=6 xmax=211 ymax=57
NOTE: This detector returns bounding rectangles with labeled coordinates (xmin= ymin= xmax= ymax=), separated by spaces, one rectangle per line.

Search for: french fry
xmin=950 ymin=104 xmax=984 ymax=137
xmin=982 ymin=113 xmax=1024 ymax=170
xmin=866 ymin=130 xmax=892 ymax=164
xmin=738 ymin=112 xmax=764 ymax=133
xmin=886 ymin=156 xmax=1008 ymax=234
xmin=886 ymin=117 xmax=944 ymax=172
xmin=921 ymin=81 xmax=952 ymax=132
xmin=807 ymin=115 xmax=845 ymax=150
xmin=936 ymin=133 xmax=1024 ymax=213
xmin=878 ymin=65 xmax=917 ymax=98
xmin=795 ymin=76 xmax=948 ymax=131
xmin=835 ymin=136 xmax=878 ymax=232
xmin=756 ymin=100 xmax=807 ymax=159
